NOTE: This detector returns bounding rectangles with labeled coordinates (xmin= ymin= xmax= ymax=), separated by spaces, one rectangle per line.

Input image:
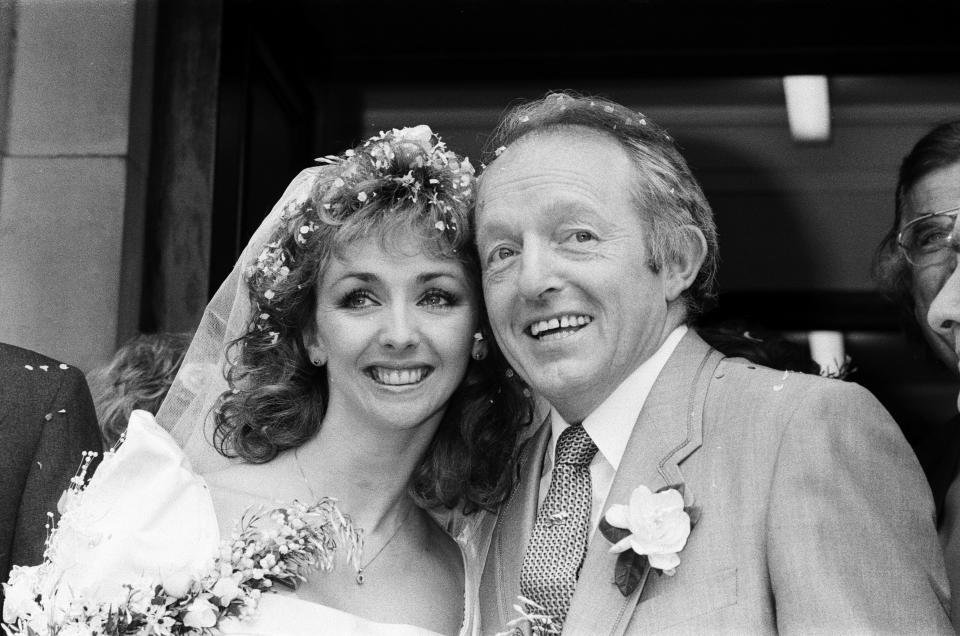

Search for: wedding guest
xmin=2 ymin=126 xmax=530 ymax=635
xmin=474 ymin=92 xmax=951 ymax=634
xmin=86 ymin=332 xmax=191 ymax=447
xmin=0 ymin=342 xmax=103 ymax=615
xmin=876 ymin=119 xmax=960 ymax=625
xmin=876 ymin=120 xmax=960 ymax=519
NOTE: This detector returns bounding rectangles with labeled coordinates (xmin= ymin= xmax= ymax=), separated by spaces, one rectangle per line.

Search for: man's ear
xmin=663 ymin=225 xmax=708 ymax=303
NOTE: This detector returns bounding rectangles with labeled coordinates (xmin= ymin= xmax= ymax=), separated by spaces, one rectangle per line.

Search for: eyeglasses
xmin=897 ymin=206 xmax=960 ymax=267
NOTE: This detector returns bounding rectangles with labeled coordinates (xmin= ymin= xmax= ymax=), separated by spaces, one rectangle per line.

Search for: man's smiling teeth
xmin=528 ymin=315 xmax=593 ymax=337
xmin=369 ymin=367 xmax=431 ymax=385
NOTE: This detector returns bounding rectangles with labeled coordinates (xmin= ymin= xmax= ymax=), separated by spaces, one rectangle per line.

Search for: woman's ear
xmin=302 ymin=327 xmax=327 ymax=367
xmin=663 ymin=225 xmax=708 ymax=303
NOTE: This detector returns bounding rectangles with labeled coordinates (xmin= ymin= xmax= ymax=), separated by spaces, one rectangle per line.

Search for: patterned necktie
xmin=519 ymin=423 xmax=598 ymax=630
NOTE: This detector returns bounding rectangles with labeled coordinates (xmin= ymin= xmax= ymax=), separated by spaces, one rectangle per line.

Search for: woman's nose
xmin=378 ymin=305 xmax=421 ymax=349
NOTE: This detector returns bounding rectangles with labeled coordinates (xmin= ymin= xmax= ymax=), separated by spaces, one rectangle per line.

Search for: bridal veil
xmin=154 ymin=166 xmax=325 ymax=473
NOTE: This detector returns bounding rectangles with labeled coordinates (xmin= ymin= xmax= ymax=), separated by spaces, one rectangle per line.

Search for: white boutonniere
xmin=598 ymin=484 xmax=700 ymax=596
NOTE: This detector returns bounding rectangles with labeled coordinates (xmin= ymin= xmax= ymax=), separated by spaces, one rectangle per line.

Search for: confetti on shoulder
xmin=59 ymin=363 xmax=68 ymax=370
xmin=39 ymin=365 xmax=49 ymax=372
xmin=24 ymin=364 xmax=34 ymax=371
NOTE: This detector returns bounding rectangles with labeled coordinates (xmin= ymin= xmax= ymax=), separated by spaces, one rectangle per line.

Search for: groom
xmin=474 ymin=92 xmax=952 ymax=634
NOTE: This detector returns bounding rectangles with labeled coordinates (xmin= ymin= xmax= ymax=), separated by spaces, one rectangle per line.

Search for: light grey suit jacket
xmin=478 ymin=331 xmax=952 ymax=635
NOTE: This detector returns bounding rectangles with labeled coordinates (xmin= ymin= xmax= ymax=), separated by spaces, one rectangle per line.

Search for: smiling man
xmin=474 ymin=92 xmax=952 ymax=634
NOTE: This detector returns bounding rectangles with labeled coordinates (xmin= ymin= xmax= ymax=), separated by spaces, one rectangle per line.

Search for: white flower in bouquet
xmin=212 ymin=574 xmax=242 ymax=604
xmin=182 ymin=596 xmax=218 ymax=629
xmin=159 ymin=569 xmax=194 ymax=598
xmin=2 ymin=564 xmax=43 ymax=625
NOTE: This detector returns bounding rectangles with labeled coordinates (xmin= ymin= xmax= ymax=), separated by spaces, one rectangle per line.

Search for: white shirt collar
xmin=548 ymin=325 xmax=687 ymax=471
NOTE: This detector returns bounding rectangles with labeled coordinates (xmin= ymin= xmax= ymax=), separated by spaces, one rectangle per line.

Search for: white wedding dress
xmin=47 ymin=411 xmax=478 ymax=636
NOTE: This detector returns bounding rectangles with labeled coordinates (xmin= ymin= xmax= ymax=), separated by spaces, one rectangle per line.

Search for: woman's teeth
xmin=529 ymin=315 xmax=592 ymax=337
xmin=369 ymin=367 xmax=430 ymax=385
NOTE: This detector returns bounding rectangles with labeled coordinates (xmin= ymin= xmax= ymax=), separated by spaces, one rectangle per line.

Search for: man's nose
xmin=927 ymin=252 xmax=960 ymax=336
xmin=517 ymin=242 xmax=562 ymax=301
xmin=379 ymin=304 xmax=421 ymax=349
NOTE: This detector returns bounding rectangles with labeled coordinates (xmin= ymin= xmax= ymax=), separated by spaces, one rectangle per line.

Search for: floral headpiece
xmin=243 ymin=125 xmax=476 ymax=336
xmin=310 ymin=124 xmax=475 ymax=233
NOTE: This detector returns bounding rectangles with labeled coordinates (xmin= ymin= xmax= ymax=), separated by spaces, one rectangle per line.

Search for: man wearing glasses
xmin=876 ymin=119 xmax=960 ymax=622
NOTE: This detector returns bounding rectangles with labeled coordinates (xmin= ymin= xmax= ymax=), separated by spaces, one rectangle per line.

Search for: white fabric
xmin=59 ymin=410 xmax=469 ymax=636
xmin=154 ymin=166 xmax=325 ymax=474
xmin=220 ymin=594 xmax=445 ymax=635
xmin=46 ymin=410 xmax=219 ymax=602
xmin=538 ymin=325 xmax=687 ymax=532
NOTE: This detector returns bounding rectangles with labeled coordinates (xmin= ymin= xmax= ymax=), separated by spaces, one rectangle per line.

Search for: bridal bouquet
xmin=3 ymin=497 xmax=360 ymax=636
xmin=2 ymin=414 xmax=362 ymax=636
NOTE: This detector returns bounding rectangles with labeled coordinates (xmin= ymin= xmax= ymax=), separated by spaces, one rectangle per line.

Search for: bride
xmin=3 ymin=126 xmax=530 ymax=635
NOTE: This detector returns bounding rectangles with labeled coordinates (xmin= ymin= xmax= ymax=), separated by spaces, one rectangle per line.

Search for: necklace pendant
xmin=356 ymin=569 xmax=365 ymax=585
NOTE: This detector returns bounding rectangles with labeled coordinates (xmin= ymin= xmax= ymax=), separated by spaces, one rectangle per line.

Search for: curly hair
xmin=481 ymin=90 xmax=719 ymax=319
xmin=213 ymin=127 xmax=533 ymax=513
xmin=88 ymin=332 xmax=191 ymax=447
xmin=874 ymin=120 xmax=960 ymax=347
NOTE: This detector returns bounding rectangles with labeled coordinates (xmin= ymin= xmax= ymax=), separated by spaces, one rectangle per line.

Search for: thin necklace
xmin=355 ymin=501 xmax=413 ymax=586
xmin=293 ymin=447 xmax=414 ymax=585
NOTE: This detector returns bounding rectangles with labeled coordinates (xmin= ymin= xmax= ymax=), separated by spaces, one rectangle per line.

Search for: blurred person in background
xmin=86 ymin=332 xmax=191 ymax=448
xmin=875 ymin=120 xmax=960 ymax=518
xmin=875 ymin=119 xmax=960 ymax=626
xmin=698 ymin=321 xmax=825 ymax=377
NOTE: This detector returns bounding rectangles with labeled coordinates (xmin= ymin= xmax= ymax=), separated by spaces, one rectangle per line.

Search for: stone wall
xmin=0 ymin=0 xmax=153 ymax=372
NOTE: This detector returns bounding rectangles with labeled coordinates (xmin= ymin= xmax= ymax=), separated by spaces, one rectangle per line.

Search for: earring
xmin=471 ymin=331 xmax=488 ymax=361
xmin=311 ymin=358 xmax=323 ymax=367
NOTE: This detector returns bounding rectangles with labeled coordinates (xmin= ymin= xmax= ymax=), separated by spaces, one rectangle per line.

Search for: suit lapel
xmin=479 ymin=414 xmax=552 ymax=632
xmin=563 ymin=331 xmax=723 ymax=636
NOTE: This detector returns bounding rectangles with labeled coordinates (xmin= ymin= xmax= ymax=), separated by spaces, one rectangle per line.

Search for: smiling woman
xmin=189 ymin=126 xmax=534 ymax=633
xmin=305 ymin=234 xmax=478 ymax=435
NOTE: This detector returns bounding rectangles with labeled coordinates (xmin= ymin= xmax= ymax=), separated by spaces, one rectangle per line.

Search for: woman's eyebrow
xmin=417 ymin=271 xmax=461 ymax=284
xmin=328 ymin=271 xmax=377 ymax=285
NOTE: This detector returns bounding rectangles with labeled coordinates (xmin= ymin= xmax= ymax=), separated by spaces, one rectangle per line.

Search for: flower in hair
xmin=392 ymin=124 xmax=434 ymax=153
xmin=317 ymin=124 xmax=476 ymax=211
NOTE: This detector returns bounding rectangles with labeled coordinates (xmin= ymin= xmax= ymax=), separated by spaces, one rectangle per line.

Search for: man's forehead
xmin=478 ymin=128 xmax=634 ymax=203
xmin=487 ymin=124 xmax=620 ymax=165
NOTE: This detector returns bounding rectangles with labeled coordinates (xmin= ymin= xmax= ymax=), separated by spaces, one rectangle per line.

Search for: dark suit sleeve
xmin=10 ymin=366 xmax=103 ymax=567
xmin=766 ymin=380 xmax=953 ymax=634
